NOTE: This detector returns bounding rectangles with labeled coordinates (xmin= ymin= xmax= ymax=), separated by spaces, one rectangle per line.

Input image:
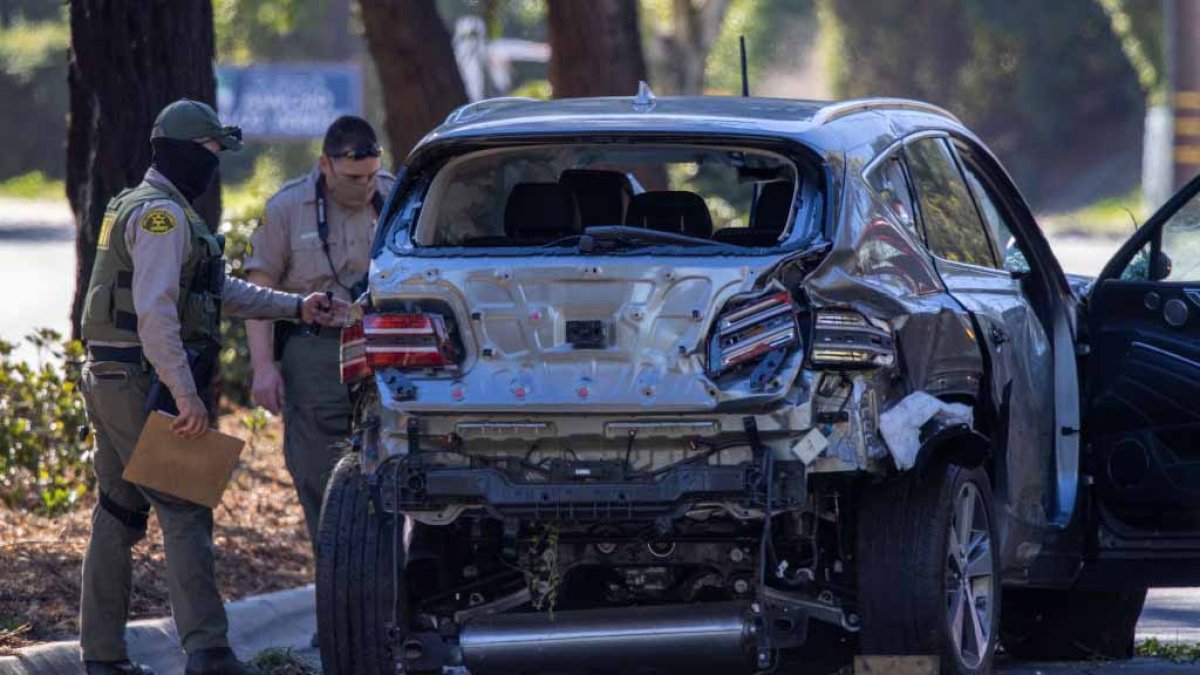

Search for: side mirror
xmin=1152 ymin=251 xmax=1173 ymax=281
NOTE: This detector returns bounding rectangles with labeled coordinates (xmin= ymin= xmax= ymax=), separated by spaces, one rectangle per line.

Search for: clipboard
xmin=123 ymin=411 xmax=245 ymax=508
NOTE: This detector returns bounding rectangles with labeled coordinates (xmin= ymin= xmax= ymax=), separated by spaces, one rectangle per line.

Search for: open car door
xmin=1083 ymin=173 xmax=1200 ymax=580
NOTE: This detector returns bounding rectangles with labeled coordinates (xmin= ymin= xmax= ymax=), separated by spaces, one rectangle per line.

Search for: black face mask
xmin=150 ymin=137 xmax=219 ymax=202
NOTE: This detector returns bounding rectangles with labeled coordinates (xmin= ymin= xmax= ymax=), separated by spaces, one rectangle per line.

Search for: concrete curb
xmin=0 ymin=585 xmax=315 ymax=675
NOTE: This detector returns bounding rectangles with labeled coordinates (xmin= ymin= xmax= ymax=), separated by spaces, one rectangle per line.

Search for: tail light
xmin=341 ymin=313 xmax=459 ymax=383
xmin=707 ymin=290 xmax=800 ymax=378
xmin=809 ymin=310 xmax=895 ymax=367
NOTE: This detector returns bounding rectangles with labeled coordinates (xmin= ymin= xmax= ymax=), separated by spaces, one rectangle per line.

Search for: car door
xmin=1084 ymin=173 xmax=1200 ymax=545
xmin=903 ymin=135 xmax=1058 ymax=554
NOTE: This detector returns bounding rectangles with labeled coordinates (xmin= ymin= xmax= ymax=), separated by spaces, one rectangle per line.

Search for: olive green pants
xmin=79 ymin=360 xmax=228 ymax=662
xmin=280 ymin=333 xmax=350 ymax=550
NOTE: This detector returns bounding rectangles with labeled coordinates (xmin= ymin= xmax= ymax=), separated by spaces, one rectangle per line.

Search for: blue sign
xmin=216 ymin=63 xmax=363 ymax=140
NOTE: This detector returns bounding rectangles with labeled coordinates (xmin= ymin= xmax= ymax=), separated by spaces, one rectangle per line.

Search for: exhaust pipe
xmin=460 ymin=602 xmax=757 ymax=673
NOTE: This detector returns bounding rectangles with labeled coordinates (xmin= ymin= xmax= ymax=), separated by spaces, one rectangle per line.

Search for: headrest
xmin=559 ymin=169 xmax=630 ymax=227
xmin=504 ymin=183 xmax=580 ymax=240
xmin=749 ymin=181 xmax=794 ymax=233
xmin=624 ymin=191 xmax=713 ymax=239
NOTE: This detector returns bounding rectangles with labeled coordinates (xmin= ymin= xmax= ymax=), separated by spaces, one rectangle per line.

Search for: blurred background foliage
xmin=0 ymin=0 xmax=1165 ymax=212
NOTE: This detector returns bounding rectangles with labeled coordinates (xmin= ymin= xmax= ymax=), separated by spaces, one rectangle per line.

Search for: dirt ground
xmin=0 ymin=411 xmax=311 ymax=654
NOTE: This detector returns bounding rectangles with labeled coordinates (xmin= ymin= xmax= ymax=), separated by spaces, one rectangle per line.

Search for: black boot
xmin=184 ymin=647 xmax=252 ymax=675
xmin=84 ymin=661 xmax=156 ymax=675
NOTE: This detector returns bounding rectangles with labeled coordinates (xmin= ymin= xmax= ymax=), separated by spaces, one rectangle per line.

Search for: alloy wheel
xmin=945 ymin=481 xmax=994 ymax=669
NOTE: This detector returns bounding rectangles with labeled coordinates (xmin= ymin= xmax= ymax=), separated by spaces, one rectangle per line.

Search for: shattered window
xmin=1160 ymin=194 xmax=1200 ymax=282
xmin=866 ymin=155 xmax=921 ymax=242
xmin=1119 ymin=191 xmax=1200 ymax=282
xmin=959 ymin=162 xmax=1030 ymax=274
xmin=410 ymin=144 xmax=808 ymax=250
xmin=905 ymin=137 xmax=998 ymax=268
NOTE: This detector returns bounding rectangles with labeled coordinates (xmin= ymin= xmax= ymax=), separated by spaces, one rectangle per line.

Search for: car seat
xmin=623 ymin=191 xmax=713 ymax=239
xmin=503 ymin=182 xmax=581 ymax=244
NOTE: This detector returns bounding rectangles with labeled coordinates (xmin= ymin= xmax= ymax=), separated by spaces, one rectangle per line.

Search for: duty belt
xmin=87 ymin=345 xmax=144 ymax=364
xmin=293 ymin=324 xmax=343 ymax=339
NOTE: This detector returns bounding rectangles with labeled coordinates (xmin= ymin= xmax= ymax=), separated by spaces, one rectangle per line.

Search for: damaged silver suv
xmin=316 ymin=91 xmax=1200 ymax=675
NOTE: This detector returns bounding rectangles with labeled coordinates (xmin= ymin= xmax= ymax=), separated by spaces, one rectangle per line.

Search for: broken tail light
xmin=341 ymin=313 xmax=459 ymax=383
xmin=809 ymin=310 xmax=895 ymax=367
xmin=707 ymin=290 xmax=800 ymax=378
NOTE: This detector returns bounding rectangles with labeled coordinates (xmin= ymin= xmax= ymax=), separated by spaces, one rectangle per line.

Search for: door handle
xmin=990 ymin=325 xmax=1009 ymax=346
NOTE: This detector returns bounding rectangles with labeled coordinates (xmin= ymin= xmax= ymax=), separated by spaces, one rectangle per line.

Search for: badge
xmin=141 ymin=208 xmax=178 ymax=235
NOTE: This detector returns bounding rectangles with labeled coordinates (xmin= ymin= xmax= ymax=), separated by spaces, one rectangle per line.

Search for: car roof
xmin=415 ymin=93 xmax=964 ymax=156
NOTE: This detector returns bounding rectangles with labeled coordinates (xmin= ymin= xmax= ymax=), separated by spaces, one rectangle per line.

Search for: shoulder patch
xmin=97 ymin=212 xmax=116 ymax=250
xmin=140 ymin=208 xmax=178 ymax=235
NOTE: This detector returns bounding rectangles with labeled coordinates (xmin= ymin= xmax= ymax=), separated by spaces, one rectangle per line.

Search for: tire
xmin=1000 ymin=587 xmax=1147 ymax=661
xmin=316 ymin=452 xmax=403 ymax=675
xmin=858 ymin=463 xmax=1001 ymax=674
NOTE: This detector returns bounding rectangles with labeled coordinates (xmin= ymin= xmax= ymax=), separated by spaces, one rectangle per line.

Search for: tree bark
xmin=647 ymin=0 xmax=731 ymax=95
xmin=67 ymin=0 xmax=220 ymax=339
xmin=547 ymin=0 xmax=648 ymax=98
xmin=357 ymin=0 xmax=468 ymax=163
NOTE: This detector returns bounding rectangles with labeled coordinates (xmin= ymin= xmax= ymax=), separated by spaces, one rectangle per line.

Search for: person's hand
xmin=300 ymin=292 xmax=334 ymax=324
xmin=251 ymin=361 xmax=285 ymax=414
xmin=320 ymin=296 xmax=352 ymax=327
xmin=172 ymin=394 xmax=209 ymax=439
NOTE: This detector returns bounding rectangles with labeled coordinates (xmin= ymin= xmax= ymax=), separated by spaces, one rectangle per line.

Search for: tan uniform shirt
xmin=244 ymin=168 xmax=396 ymax=301
xmin=92 ymin=168 xmax=302 ymax=402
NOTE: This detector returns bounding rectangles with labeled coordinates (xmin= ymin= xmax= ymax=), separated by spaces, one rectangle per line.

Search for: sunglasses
xmin=223 ymin=125 xmax=243 ymax=142
xmin=327 ymin=144 xmax=383 ymax=161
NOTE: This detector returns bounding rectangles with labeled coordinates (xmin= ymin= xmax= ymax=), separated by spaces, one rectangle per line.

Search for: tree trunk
xmin=647 ymin=0 xmax=731 ymax=95
xmin=547 ymin=0 xmax=648 ymax=98
xmin=67 ymin=0 xmax=220 ymax=339
xmin=357 ymin=0 xmax=468 ymax=163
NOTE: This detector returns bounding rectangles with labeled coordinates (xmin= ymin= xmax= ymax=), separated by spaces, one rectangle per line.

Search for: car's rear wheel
xmin=316 ymin=451 xmax=403 ymax=675
xmin=1000 ymin=587 xmax=1146 ymax=661
xmin=858 ymin=463 xmax=1000 ymax=674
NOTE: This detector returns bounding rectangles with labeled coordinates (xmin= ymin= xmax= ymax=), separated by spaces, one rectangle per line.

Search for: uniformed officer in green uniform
xmin=78 ymin=100 xmax=346 ymax=675
xmin=244 ymin=116 xmax=394 ymax=552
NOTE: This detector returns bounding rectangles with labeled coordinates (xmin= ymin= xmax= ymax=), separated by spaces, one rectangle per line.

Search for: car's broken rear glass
xmin=407 ymin=144 xmax=814 ymax=252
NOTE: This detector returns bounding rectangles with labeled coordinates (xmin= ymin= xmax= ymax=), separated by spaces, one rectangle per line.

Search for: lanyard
xmin=314 ymin=174 xmax=384 ymax=295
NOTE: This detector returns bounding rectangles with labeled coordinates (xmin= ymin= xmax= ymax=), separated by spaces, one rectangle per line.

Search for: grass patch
xmin=1137 ymin=637 xmax=1200 ymax=663
xmin=0 ymin=171 xmax=64 ymax=201
xmin=250 ymin=648 xmax=318 ymax=675
xmin=1039 ymin=189 xmax=1146 ymax=239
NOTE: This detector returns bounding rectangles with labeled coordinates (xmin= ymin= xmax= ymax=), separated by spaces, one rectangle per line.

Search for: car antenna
xmin=740 ymin=35 xmax=750 ymax=97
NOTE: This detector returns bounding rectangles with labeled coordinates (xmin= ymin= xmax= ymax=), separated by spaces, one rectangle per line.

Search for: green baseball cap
xmin=151 ymin=99 xmax=243 ymax=152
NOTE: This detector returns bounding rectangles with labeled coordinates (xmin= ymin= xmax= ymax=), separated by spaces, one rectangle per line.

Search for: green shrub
xmin=0 ymin=329 xmax=91 ymax=514
xmin=219 ymin=216 xmax=258 ymax=408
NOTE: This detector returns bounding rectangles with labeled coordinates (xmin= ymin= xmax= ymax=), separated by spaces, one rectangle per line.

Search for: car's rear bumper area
xmin=456 ymin=601 xmax=766 ymax=672
xmin=380 ymin=458 xmax=807 ymax=522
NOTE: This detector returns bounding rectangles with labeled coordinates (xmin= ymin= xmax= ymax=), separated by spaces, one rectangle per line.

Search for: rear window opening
xmin=406 ymin=143 xmax=822 ymax=252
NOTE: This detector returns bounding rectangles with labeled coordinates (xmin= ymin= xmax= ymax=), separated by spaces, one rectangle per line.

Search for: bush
xmin=0 ymin=329 xmax=91 ymax=514
xmin=219 ymin=216 xmax=258 ymax=408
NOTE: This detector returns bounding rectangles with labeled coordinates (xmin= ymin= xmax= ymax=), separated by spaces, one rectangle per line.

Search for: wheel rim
xmin=945 ymin=481 xmax=994 ymax=669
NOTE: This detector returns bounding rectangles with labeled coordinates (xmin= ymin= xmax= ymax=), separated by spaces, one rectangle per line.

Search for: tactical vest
xmin=81 ymin=182 xmax=224 ymax=346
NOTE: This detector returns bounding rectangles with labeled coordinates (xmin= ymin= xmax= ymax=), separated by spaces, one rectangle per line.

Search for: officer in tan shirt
xmin=244 ymin=116 xmax=395 ymax=556
xmin=79 ymin=100 xmax=347 ymax=675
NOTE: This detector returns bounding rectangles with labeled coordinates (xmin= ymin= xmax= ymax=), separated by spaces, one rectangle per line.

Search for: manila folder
xmin=123 ymin=411 xmax=245 ymax=509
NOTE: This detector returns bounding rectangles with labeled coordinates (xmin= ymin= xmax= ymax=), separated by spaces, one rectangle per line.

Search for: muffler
xmin=459 ymin=601 xmax=757 ymax=673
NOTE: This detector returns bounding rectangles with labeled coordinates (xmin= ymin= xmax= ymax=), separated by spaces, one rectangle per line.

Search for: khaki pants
xmin=280 ymin=333 xmax=349 ymax=549
xmin=79 ymin=360 xmax=228 ymax=662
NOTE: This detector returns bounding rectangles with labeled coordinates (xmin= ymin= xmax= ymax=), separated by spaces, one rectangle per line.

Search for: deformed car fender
xmin=911 ymin=414 xmax=992 ymax=482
